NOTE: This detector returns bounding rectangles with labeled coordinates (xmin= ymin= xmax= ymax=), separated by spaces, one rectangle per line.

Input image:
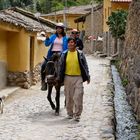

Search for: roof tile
xmin=0 ymin=7 xmax=56 ymax=32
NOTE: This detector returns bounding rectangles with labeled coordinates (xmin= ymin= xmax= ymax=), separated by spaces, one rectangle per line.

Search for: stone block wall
xmin=120 ymin=0 xmax=140 ymax=121
xmin=103 ymin=31 xmax=116 ymax=56
xmin=0 ymin=61 xmax=7 ymax=89
xmin=83 ymin=5 xmax=103 ymax=54
xmin=7 ymin=71 xmax=31 ymax=89
xmin=32 ymin=63 xmax=41 ymax=85
xmin=7 ymin=63 xmax=41 ymax=89
xmin=103 ymin=31 xmax=125 ymax=57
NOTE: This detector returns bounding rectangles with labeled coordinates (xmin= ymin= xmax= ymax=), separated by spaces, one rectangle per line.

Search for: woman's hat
xmin=56 ymin=22 xmax=65 ymax=28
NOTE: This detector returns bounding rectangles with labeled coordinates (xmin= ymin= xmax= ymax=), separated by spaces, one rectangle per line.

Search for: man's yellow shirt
xmin=65 ymin=50 xmax=81 ymax=75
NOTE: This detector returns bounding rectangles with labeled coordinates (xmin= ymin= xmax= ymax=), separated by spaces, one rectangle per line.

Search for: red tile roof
xmin=111 ymin=0 xmax=132 ymax=2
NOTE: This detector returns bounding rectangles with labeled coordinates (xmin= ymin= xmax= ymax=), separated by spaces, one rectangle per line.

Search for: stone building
xmin=75 ymin=4 xmax=103 ymax=54
xmin=0 ymin=7 xmax=56 ymax=89
xmin=41 ymin=5 xmax=92 ymax=31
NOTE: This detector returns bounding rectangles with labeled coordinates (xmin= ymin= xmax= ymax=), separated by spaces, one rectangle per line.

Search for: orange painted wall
xmin=0 ymin=24 xmax=49 ymax=72
xmin=0 ymin=30 xmax=7 ymax=62
xmin=34 ymin=39 xmax=48 ymax=66
xmin=112 ymin=2 xmax=130 ymax=10
xmin=42 ymin=14 xmax=85 ymax=31
xmin=7 ymin=30 xmax=48 ymax=72
xmin=7 ymin=29 xmax=29 ymax=71
xmin=103 ymin=0 xmax=111 ymax=32
xmin=103 ymin=0 xmax=131 ymax=32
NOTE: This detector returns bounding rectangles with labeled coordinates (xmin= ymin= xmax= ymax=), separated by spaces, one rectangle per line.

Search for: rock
xmin=119 ymin=1 xmax=140 ymax=121
xmin=98 ymin=53 xmax=107 ymax=57
xmin=23 ymin=82 xmax=30 ymax=89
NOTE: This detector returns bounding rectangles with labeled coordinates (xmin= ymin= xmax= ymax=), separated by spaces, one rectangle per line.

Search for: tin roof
xmin=0 ymin=7 xmax=57 ymax=32
xmin=111 ymin=0 xmax=132 ymax=2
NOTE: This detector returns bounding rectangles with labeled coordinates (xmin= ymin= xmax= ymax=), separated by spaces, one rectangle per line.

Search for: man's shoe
xmin=41 ymin=82 xmax=47 ymax=91
xmin=74 ymin=116 xmax=80 ymax=122
xmin=66 ymin=115 xmax=73 ymax=119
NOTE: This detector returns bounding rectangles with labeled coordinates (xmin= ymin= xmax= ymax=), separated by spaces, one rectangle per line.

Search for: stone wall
xmin=103 ymin=31 xmax=121 ymax=57
xmin=83 ymin=5 xmax=103 ymax=54
xmin=120 ymin=0 xmax=140 ymax=121
xmin=103 ymin=32 xmax=112 ymax=56
xmin=0 ymin=61 xmax=7 ymax=89
xmin=32 ymin=63 xmax=41 ymax=85
xmin=7 ymin=63 xmax=41 ymax=89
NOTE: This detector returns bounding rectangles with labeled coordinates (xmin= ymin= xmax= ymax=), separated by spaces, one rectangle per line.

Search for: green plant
xmin=107 ymin=9 xmax=128 ymax=40
xmin=137 ymin=124 xmax=140 ymax=140
xmin=107 ymin=9 xmax=128 ymax=53
xmin=122 ymin=78 xmax=128 ymax=87
xmin=94 ymin=0 xmax=103 ymax=3
xmin=111 ymin=59 xmax=120 ymax=68
xmin=111 ymin=59 xmax=128 ymax=87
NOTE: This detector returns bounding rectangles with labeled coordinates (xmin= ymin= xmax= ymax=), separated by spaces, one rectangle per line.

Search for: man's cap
xmin=71 ymin=29 xmax=79 ymax=32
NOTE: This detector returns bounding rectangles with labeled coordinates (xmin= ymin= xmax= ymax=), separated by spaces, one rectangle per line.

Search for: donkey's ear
xmin=43 ymin=56 xmax=47 ymax=62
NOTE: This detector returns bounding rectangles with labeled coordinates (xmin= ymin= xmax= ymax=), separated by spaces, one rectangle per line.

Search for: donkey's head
xmin=44 ymin=52 xmax=61 ymax=84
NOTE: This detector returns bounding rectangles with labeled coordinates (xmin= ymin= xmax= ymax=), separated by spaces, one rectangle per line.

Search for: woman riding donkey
xmin=41 ymin=22 xmax=68 ymax=91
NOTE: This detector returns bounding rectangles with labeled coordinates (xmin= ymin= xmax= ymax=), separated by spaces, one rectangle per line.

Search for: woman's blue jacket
xmin=44 ymin=34 xmax=68 ymax=59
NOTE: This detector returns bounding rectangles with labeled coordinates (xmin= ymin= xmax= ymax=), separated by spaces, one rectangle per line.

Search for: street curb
xmin=0 ymin=87 xmax=20 ymax=100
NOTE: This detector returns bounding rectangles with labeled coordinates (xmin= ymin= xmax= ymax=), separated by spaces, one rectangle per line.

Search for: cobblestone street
xmin=0 ymin=56 xmax=115 ymax=140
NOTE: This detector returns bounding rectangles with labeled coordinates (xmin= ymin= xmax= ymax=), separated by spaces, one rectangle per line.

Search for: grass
xmin=111 ymin=58 xmax=128 ymax=87
xmin=138 ymin=125 xmax=140 ymax=140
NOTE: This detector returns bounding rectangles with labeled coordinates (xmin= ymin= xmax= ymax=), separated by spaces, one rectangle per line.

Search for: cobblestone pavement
xmin=0 ymin=56 xmax=115 ymax=140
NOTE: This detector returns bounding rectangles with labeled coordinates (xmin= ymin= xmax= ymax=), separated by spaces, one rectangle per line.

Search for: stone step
xmin=0 ymin=87 xmax=20 ymax=99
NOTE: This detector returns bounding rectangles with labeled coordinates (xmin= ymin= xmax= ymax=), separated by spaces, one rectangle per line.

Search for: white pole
xmin=91 ymin=1 xmax=94 ymax=52
xmin=63 ymin=0 xmax=67 ymax=27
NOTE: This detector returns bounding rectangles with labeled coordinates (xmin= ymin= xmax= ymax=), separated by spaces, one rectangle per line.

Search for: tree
xmin=36 ymin=1 xmax=42 ymax=12
xmin=40 ymin=0 xmax=52 ymax=13
xmin=9 ymin=0 xmax=34 ymax=8
xmin=0 ymin=0 xmax=103 ymax=12
xmin=107 ymin=9 xmax=128 ymax=53
xmin=3 ymin=0 xmax=11 ymax=9
xmin=0 ymin=0 xmax=3 ymax=10
xmin=94 ymin=0 xmax=103 ymax=3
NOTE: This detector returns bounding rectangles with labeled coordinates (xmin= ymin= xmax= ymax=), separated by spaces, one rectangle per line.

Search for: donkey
xmin=44 ymin=52 xmax=62 ymax=115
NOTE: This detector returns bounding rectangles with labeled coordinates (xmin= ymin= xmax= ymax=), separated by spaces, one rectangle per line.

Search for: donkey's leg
xmin=47 ymin=85 xmax=55 ymax=110
xmin=55 ymin=86 xmax=61 ymax=115
xmin=64 ymin=99 xmax=66 ymax=107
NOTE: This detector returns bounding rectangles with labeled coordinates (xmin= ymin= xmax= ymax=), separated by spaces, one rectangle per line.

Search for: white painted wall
xmin=0 ymin=61 xmax=7 ymax=89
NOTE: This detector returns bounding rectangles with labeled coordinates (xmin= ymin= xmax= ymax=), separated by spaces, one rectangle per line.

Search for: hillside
xmin=0 ymin=0 xmax=103 ymax=13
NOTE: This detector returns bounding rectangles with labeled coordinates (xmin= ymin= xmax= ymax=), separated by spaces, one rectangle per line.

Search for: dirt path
xmin=0 ymin=56 xmax=115 ymax=140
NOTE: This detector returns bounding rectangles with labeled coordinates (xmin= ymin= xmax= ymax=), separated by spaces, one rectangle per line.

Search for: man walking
xmin=70 ymin=29 xmax=84 ymax=50
xmin=59 ymin=37 xmax=90 ymax=121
